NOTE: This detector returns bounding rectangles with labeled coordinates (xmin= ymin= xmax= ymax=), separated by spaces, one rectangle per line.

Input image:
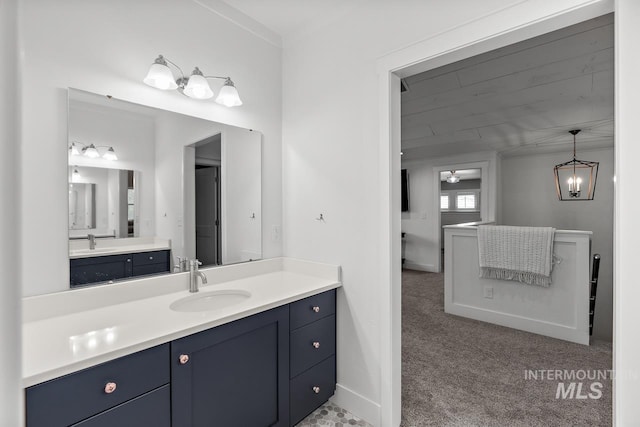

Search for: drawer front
xmin=131 ymin=262 xmax=170 ymax=278
xmin=72 ymin=385 xmax=170 ymax=427
xmin=290 ymin=356 xmax=336 ymax=426
xmin=132 ymin=250 xmax=169 ymax=267
xmin=26 ymin=344 xmax=169 ymax=427
xmin=70 ymin=255 xmax=132 ymax=287
xmin=290 ymin=289 xmax=336 ymax=330
xmin=290 ymin=315 xmax=336 ymax=378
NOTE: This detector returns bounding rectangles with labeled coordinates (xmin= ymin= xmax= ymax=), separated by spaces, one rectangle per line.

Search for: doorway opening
xmin=188 ymin=134 xmax=222 ymax=267
xmin=396 ymin=12 xmax=614 ymax=426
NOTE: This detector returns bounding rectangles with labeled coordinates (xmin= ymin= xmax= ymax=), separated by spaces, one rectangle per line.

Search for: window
xmin=456 ymin=192 xmax=476 ymax=210
xmin=440 ymin=194 xmax=450 ymax=210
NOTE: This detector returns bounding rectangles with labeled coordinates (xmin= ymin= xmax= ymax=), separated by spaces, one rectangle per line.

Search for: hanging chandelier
xmin=446 ymin=171 xmax=460 ymax=183
xmin=553 ymin=129 xmax=599 ymax=201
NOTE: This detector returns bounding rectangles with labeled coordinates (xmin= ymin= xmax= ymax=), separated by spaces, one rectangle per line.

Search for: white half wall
xmin=19 ymin=0 xmax=282 ymax=296
xmin=501 ymin=147 xmax=614 ymax=341
xmin=444 ymin=226 xmax=592 ymax=345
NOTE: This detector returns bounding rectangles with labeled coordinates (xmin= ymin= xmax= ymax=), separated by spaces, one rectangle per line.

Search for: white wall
xmin=20 ymin=0 xmax=282 ymax=296
xmin=0 ymin=0 xmax=22 ymax=423
xmin=501 ymin=147 xmax=614 ymax=340
xmin=401 ymin=152 xmax=498 ymax=273
xmin=282 ymin=1 xmax=619 ymax=425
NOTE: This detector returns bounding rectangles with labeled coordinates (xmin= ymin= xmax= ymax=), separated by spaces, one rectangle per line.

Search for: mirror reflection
xmin=68 ymin=166 xmax=136 ymax=236
xmin=68 ymin=88 xmax=262 ymax=288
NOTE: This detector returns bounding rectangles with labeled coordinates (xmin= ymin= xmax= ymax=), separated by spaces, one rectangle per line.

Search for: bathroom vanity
xmin=23 ymin=258 xmax=340 ymax=426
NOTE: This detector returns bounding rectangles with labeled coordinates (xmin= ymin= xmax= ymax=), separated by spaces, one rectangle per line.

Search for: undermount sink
xmin=170 ymin=290 xmax=252 ymax=313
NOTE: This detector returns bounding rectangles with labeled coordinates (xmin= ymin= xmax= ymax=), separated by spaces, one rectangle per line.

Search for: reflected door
xmin=195 ymin=166 xmax=221 ymax=266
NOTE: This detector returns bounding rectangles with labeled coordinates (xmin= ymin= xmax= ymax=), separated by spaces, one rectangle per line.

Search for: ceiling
xmin=219 ymin=0 xmax=364 ymax=41
xmin=401 ymin=14 xmax=614 ymax=161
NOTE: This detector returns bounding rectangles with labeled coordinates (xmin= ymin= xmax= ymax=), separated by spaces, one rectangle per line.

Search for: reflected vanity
xmin=67 ymin=88 xmax=262 ymax=287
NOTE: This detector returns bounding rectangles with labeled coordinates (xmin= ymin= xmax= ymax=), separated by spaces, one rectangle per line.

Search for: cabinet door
xmin=172 ymin=306 xmax=289 ymax=427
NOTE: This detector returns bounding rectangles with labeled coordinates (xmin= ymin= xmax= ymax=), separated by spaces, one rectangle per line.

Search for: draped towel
xmin=477 ymin=225 xmax=555 ymax=287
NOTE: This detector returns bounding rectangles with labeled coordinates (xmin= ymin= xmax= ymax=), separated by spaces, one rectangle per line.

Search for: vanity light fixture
xmin=69 ymin=142 xmax=118 ymax=161
xmin=446 ymin=171 xmax=460 ymax=184
xmin=143 ymin=55 xmax=243 ymax=107
xmin=554 ymin=129 xmax=599 ymax=201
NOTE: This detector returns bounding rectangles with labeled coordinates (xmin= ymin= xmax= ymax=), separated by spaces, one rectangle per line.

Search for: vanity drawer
xmin=290 ymin=315 xmax=336 ymax=378
xmin=131 ymin=262 xmax=170 ymax=277
xmin=70 ymin=254 xmax=133 ymax=287
xmin=26 ymin=343 xmax=169 ymax=427
xmin=131 ymin=250 xmax=169 ymax=267
xmin=290 ymin=289 xmax=336 ymax=330
xmin=290 ymin=356 xmax=336 ymax=426
xmin=71 ymin=385 xmax=170 ymax=427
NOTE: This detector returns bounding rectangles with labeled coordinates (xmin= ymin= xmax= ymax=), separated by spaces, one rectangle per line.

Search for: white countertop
xmin=22 ymin=258 xmax=341 ymax=387
xmin=69 ymin=237 xmax=171 ymax=259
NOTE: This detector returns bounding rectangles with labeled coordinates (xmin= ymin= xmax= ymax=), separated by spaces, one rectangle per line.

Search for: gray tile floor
xmin=296 ymin=402 xmax=372 ymax=426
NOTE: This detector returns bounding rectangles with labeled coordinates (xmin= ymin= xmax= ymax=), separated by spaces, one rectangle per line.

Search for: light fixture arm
xmin=203 ymin=75 xmax=231 ymax=81
xmin=156 ymin=55 xmax=186 ymax=83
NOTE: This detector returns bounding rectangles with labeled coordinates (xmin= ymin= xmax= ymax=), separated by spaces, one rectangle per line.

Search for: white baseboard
xmin=403 ymin=262 xmax=437 ymax=272
xmin=331 ymin=383 xmax=381 ymax=426
xmin=446 ymin=302 xmax=589 ymax=345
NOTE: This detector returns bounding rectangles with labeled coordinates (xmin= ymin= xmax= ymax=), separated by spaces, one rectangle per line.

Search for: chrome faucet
xmin=174 ymin=256 xmax=189 ymax=273
xmin=189 ymin=259 xmax=207 ymax=293
xmin=88 ymin=234 xmax=96 ymax=250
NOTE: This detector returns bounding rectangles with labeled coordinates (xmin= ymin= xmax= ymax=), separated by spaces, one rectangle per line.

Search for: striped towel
xmin=477 ymin=225 xmax=555 ymax=287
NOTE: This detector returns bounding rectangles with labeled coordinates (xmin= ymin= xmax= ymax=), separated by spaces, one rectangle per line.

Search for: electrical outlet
xmin=271 ymin=225 xmax=280 ymax=241
xmin=483 ymin=286 xmax=493 ymax=299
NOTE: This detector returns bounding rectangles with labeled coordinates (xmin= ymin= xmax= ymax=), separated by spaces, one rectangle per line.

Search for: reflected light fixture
xmin=553 ymin=129 xmax=599 ymax=201
xmin=143 ymin=55 xmax=242 ymax=107
xmin=446 ymin=170 xmax=460 ymax=183
xmin=69 ymin=141 xmax=118 ymax=161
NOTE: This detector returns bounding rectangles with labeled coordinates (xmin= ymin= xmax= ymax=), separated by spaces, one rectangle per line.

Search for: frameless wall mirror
xmin=67 ymin=88 xmax=262 ymax=288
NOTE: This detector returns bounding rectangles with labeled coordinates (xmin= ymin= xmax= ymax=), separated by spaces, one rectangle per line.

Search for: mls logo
xmin=556 ymin=382 xmax=603 ymax=399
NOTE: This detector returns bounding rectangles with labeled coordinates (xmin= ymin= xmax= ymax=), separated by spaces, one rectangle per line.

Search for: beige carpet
xmin=401 ymin=269 xmax=612 ymax=427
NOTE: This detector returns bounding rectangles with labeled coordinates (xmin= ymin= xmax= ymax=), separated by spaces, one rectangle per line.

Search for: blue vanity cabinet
xmin=289 ymin=289 xmax=337 ymax=426
xmin=70 ymin=249 xmax=170 ymax=287
xmin=25 ymin=344 xmax=170 ymax=427
xmin=70 ymin=253 xmax=133 ymax=287
xmin=171 ymin=305 xmax=290 ymax=427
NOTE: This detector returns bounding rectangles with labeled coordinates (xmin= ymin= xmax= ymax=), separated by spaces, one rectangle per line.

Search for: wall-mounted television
xmin=401 ymin=169 xmax=409 ymax=212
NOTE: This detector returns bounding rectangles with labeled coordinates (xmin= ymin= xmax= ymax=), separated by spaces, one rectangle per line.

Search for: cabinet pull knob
xmin=149 ymin=256 xmax=153 ymax=260
xmin=104 ymin=382 xmax=117 ymax=394
xmin=179 ymin=354 xmax=190 ymax=365
xmin=312 ymin=341 xmax=320 ymax=349
xmin=312 ymin=306 xmax=320 ymax=313
xmin=312 ymin=386 xmax=320 ymax=394
xmin=127 ymin=259 xmax=131 ymax=262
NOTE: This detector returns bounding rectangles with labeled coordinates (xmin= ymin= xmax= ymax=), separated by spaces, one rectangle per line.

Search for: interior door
xmin=195 ymin=166 xmax=220 ymax=266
